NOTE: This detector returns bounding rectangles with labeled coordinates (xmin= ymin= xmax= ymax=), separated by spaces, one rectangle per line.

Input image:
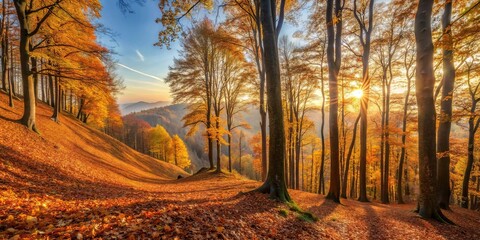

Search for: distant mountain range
xmin=125 ymin=101 xmax=332 ymax=171
xmin=120 ymin=101 xmax=171 ymax=115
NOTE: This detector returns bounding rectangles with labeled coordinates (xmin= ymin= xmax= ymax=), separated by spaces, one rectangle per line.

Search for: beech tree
xmin=165 ymin=20 xmax=216 ymax=169
xmin=149 ymin=125 xmax=172 ymax=161
xmin=352 ymin=0 xmax=374 ymax=203
xmin=414 ymin=0 xmax=450 ymax=222
xmin=224 ymin=0 xmax=268 ymax=180
xmin=436 ymin=0 xmax=455 ymax=210
xmin=324 ymin=0 xmax=344 ymax=203
xmin=254 ymin=0 xmax=291 ymax=202
xmin=171 ymin=135 xmax=191 ymax=170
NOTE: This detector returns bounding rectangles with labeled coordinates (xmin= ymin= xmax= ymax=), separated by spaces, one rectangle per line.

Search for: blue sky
xmin=98 ymin=0 xmax=179 ymax=104
xmin=97 ymin=0 xmax=301 ymax=104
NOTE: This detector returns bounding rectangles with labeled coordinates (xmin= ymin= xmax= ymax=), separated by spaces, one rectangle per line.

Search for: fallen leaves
xmin=1 ymin=95 xmax=480 ymax=239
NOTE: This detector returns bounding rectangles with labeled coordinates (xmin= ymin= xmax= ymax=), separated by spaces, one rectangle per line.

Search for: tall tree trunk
xmin=356 ymin=0 xmax=374 ymax=203
xmin=9 ymin=36 xmax=15 ymax=97
xmin=14 ymin=0 xmax=38 ymax=132
xmin=325 ymin=0 xmax=342 ymax=203
xmin=462 ymin=116 xmax=477 ymax=208
xmin=462 ymin=73 xmax=479 ymax=208
xmin=318 ymin=44 xmax=326 ymax=195
xmin=350 ymin=148 xmax=357 ymax=198
xmin=1 ymin=4 xmax=8 ymax=93
xmin=382 ymin=81 xmax=391 ymax=204
xmin=437 ymin=0 xmax=455 ymax=210
xmin=295 ymin=131 xmax=301 ymax=190
xmin=256 ymin=0 xmax=291 ymax=202
xmin=397 ymin=71 xmax=411 ymax=204
xmin=414 ymin=0 xmax=450 ymax=222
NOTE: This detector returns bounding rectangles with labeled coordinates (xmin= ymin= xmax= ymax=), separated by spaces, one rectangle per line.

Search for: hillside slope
xmin=1 ymin=93 xmax=480 ymax=239
xmin=120 ymin=101 xmax=170 ymax=115
xmin=0 ymin=93 xmax=187 ymax=199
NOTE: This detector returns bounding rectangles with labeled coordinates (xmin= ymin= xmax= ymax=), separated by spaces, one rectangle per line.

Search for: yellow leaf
xmin=26 ymin=216 xmax=37 ymax=225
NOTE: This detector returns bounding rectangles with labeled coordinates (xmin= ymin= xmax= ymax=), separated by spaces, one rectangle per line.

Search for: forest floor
xmin=1 ymin=93 xmax=480 ymax=240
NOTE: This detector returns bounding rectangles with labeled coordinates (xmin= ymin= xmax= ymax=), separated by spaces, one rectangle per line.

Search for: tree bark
xmin=318 ymin=46 xmax=326 ymax=195
xmin=355 ymin=0 xmax=374 ymax=203
xmin=437 ymin=0 xmax=455 ymax=210
xmin=14 ymin=0 xmax=38 ymax=132
xmin=1 ymin=2 xmax=8 ymax=93
xmin=51 ymin=77 xmax=60 ymax=122
xmin=342 ymin=113 xmax=360 ymax=198
xmin=397 ymin=68 xmax=412 ymax=204
xmin=414 ymin=0 xmax=450 ymax=222
xmin=256 ymin=0 xmax=291 ymax=202
xmin=325 ymin=0 xmax=342 ymax=203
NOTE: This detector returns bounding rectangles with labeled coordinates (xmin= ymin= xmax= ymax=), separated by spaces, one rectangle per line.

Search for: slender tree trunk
xmin=77 ymin=98 xmax=84 ymax=119
xmin=437 ymin=0 xmax=455 ymax=210
xmin=342 ymin=113 xmax=360 ymax=198
xmin=310 ymin=145 xmax=314 ymax=192
xmin=51 ymin=77 xmax=60 ymax=122
xmin=382 ymin=82 xmax=391 ymax=204
xmin=239 ymin=132 xmax=243 ymax=175
xmin=318 ymin=50 xmax=326 ymax=195
xmin=1 ymin=5 xmax=8 ymax=93
xmin=325 ymin=0 xmax=342 ymax=203
xmin=260 ymin=69 xmax=267 ymax=180
xmin=69 ymin=88 xmax=73 ymax=113
xmin=49 ymin=73 xmax=55 ymax=107
xmin=215 ymin=119 xmax=221 ymax=173
xmin=462 ymin=96 xmax=479 ymax=208
xmin=397 ymin=73 xmax=411 ymax=204
xmin=9 ymin=37 xmax=15 ymax=97
xmin=350 ymin=148 xmax=357 ymax=198
xmin=356 ymin=0 xmax=374 ymax=203
xmin=228 ymin=132 xmax=232 ymax=172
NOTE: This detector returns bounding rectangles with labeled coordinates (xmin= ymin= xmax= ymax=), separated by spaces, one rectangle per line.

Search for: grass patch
xmin=297 ymin=212 xmax=318 ymax=223
xmin=286 ymin=202 xmax=318 ymax=222
xmin=279 ymin=208 xmax=289 ymax=217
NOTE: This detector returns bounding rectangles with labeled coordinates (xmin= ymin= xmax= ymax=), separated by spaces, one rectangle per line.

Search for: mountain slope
xmin=0 ymin=93 xmax=187 ymax=200
xmin=120 ymin=101 xmax=170 ymax=115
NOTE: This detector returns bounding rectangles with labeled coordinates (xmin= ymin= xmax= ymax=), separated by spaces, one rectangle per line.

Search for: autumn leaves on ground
xmin=0 ymin=94 xmax=478 ymax=239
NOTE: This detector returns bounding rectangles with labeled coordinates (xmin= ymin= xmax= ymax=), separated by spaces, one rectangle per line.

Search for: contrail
xmin=135 ymin=50 xmax=145 ymax=62
xmin=116 ymin=63 xmax=162 ymax=81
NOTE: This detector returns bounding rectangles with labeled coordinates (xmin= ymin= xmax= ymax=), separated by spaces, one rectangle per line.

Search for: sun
xmin=351 ymin=89 xmax=364 ymax=99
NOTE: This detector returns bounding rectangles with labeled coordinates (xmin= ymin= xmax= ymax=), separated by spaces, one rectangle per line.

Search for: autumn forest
xmin=1 ymin=0 xmax=480 ymax=239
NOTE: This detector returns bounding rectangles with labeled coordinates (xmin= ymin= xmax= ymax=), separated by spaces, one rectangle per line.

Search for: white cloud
xmin=116 ymin=63 xmax=162 ymax=81
xmin=135 ymin=49 xmax=145 ymax=62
